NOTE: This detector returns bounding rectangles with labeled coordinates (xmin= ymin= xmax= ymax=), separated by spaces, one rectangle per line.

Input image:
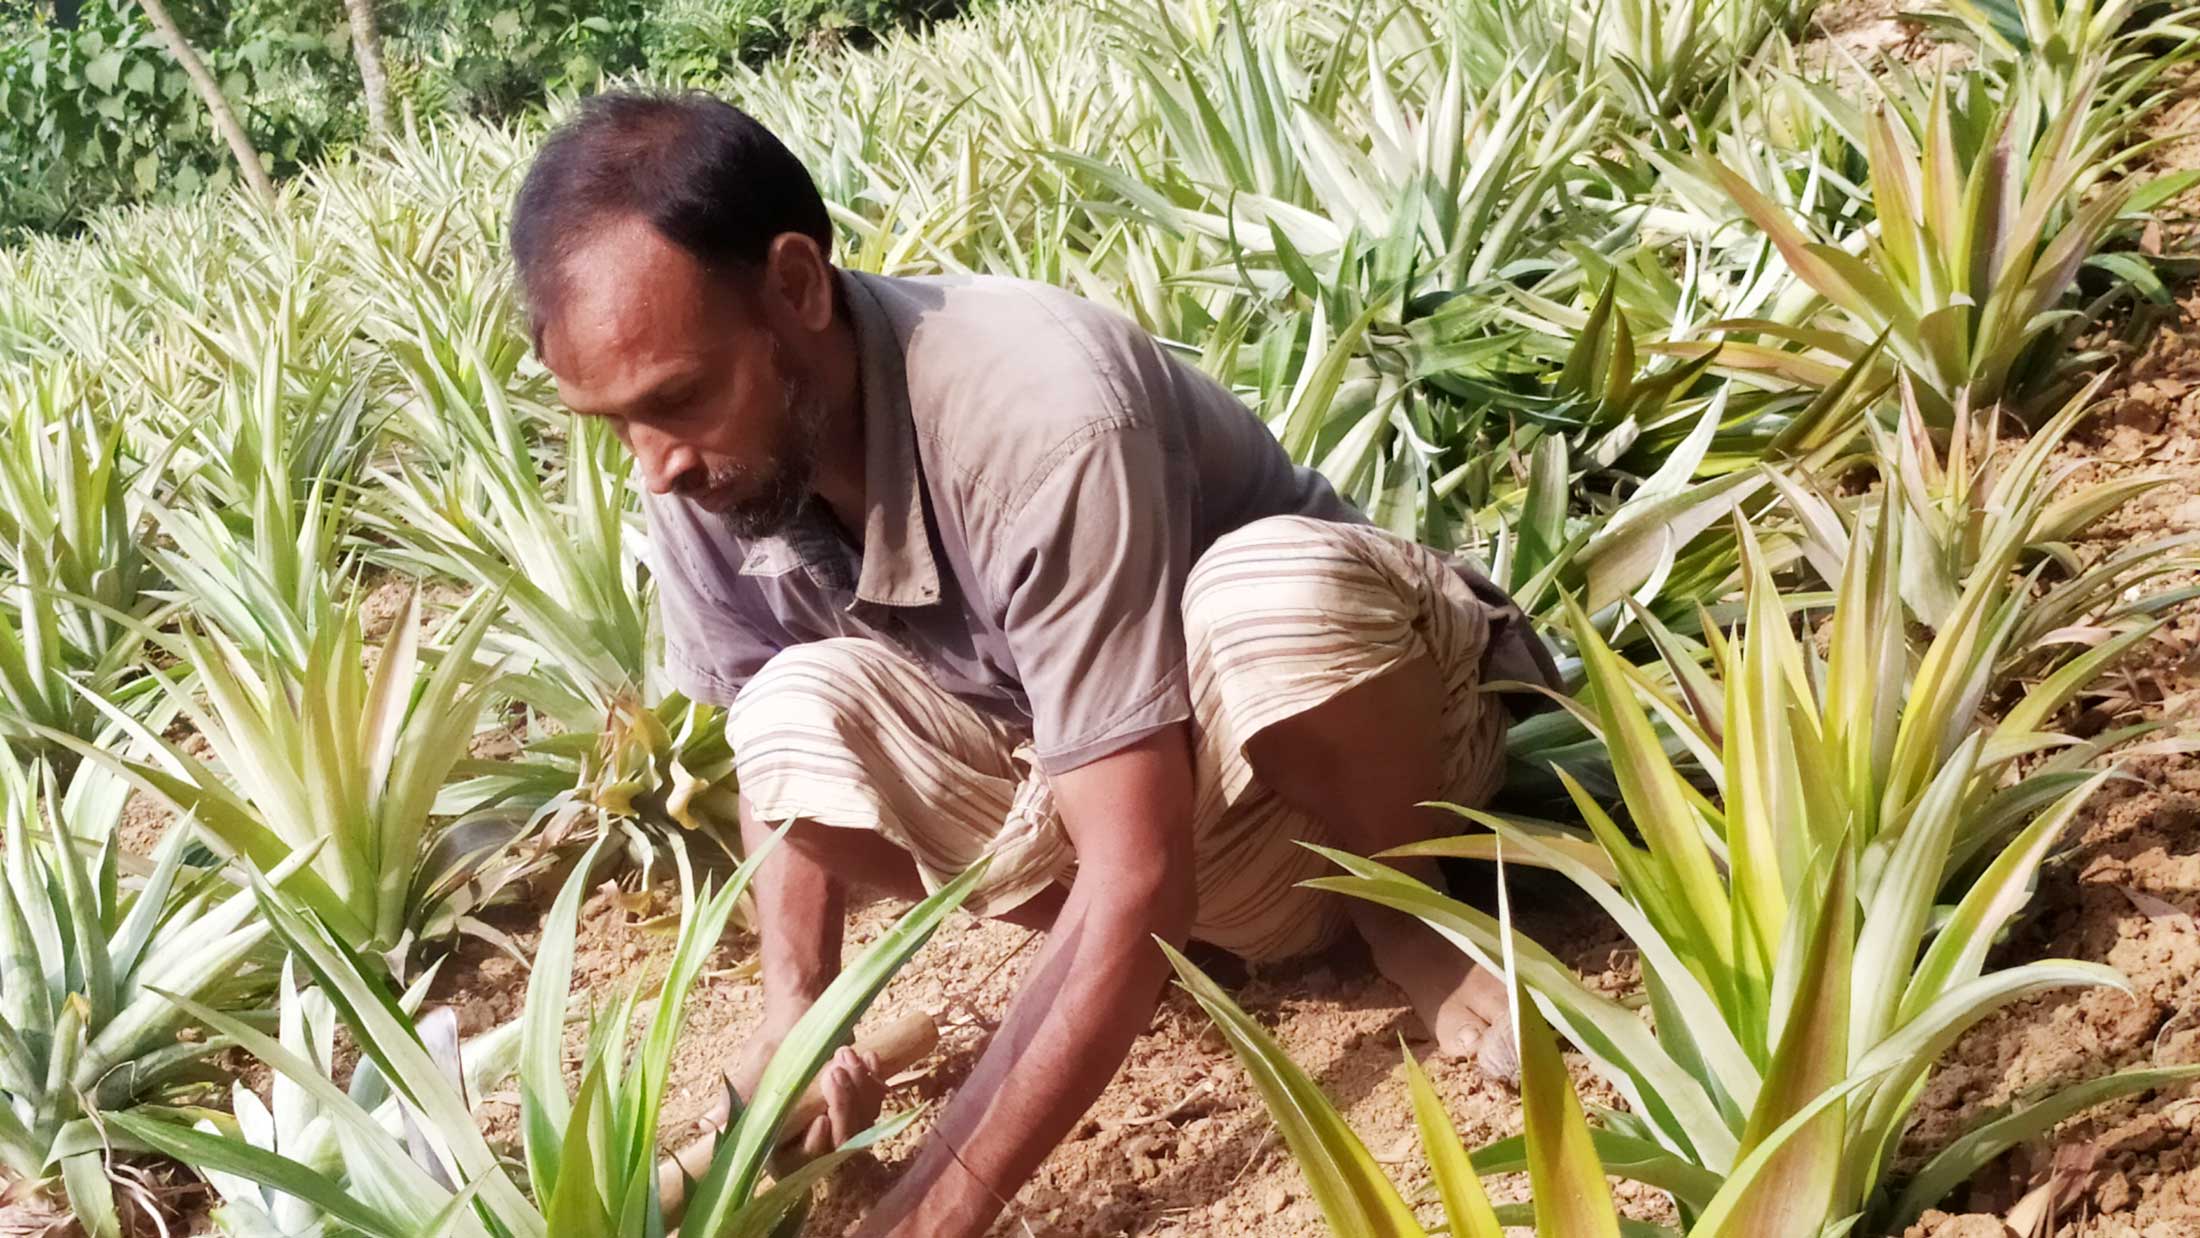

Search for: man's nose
xmin=626 ymin=423 xmax=701 ymax=495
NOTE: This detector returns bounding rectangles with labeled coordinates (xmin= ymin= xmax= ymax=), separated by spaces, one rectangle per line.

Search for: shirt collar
xmin=738 ymin=269 xmax=942 ymax=609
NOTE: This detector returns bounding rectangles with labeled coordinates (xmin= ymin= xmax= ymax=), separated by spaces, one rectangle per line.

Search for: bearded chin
xmin=724 ymin=375 xmax=829 ymax=540
xmin=725 ymin=470 xmax=811 ymax=539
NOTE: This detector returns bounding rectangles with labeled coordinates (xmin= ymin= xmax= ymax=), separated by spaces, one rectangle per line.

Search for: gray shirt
xmin=646 ymin=269 xmax=1556 ymax=774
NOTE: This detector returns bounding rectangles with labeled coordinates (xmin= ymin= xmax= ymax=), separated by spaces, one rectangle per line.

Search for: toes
xmin=1476 ymin=1018 xmax=1521 ymax=1088
xmin=1460 ymin=965 xmax=1513 ymax=1024
xmin=1431 ymin=1005 xmax=1491 ymax=1061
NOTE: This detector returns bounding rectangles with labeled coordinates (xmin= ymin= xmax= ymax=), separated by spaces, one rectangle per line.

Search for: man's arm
xmin=722 ymin=799 xmax=846 ymax=1102
xmin=855 ymin=724 xmax=1197 ymax=1237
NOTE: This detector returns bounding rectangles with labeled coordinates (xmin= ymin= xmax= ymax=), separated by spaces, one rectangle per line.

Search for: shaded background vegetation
xmin=0 ymin=0 xmax=963 ymax=238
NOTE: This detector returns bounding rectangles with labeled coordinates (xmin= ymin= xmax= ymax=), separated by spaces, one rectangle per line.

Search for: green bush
xmin=380 ymin=0 xmax=969 ymax=113
xmin=382 ymin=0 xmax=650 ymax=119
xmin=0 ymin=0 xmax=222 ymax=235
xmin=0 ymin=0 xmax=968 ymax=240
xmin=643 ymin=0 xmax=963 ymax=81
xmin=0 ymin=0 xmax=361 ymax=238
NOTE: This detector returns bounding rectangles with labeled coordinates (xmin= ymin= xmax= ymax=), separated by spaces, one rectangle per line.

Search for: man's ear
xmin=763 ymin=233 xmax=835 ymax=334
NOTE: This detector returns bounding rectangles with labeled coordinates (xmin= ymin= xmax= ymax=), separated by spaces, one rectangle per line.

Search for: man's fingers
xmin=852 ymin=1049 xmax=886 ymax=1121
xmin=819 ymin=1046 xmax=887 ymax=1146
xmin=824 ymin=1049 xmax=862 ymax=1144
xmin=799 ymin=1113 xmax=835 ymax=1160
xmin=820 ymin=1053 xmax=853 ymax=1138
xmin=769 ymin=1046 xmax=892 ymax=1172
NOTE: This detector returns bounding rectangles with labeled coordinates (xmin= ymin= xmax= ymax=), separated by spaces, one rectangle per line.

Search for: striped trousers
xmin=726 ymin=515 xmax=1507 ymax=962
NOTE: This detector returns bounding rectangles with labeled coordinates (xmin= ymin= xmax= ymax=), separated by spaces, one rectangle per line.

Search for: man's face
xmin=539 ymin=217 xmax=827 ymax=538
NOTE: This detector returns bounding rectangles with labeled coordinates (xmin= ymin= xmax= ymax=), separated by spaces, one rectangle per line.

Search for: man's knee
xmin=1243 ymin=655 xmax=1453 ymax=817
xmin=727 ymin=638 xmax=889 ymax=774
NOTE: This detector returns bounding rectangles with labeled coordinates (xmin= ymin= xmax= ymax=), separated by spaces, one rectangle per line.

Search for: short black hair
xmin=510 ymin=90 xmax=832 ymax=343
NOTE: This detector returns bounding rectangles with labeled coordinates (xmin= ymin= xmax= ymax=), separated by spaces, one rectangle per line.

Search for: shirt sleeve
xmin=992 ymin=424 xmax=1195 ymax=774
xmin=644 ymin=500 xmax=789 ymax=706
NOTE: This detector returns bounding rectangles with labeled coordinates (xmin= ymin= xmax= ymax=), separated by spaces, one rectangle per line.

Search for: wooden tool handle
xmin=657 ymin=1009 xmax=938 ymax=1222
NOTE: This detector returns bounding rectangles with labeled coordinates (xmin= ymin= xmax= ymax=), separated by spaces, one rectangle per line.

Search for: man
xmin=511 ymin=90 xmax=1559 ymax=1236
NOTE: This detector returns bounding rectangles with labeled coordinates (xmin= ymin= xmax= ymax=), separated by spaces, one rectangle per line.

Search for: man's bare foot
xmin=1357 ymin=912 xmax=1514 ymax=1079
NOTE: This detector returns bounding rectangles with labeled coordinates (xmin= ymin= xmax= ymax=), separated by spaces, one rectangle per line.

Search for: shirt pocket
xmin=737 ymin=538 xmax=807 ymax=581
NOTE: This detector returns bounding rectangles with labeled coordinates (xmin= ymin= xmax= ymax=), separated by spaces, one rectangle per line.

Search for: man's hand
xmin=792 ymin=1045 xmax=886 ymax=1159
xmin=702 ymin=1033 xmax=886 ymax=1170
xmin=852 ymin=724 xmax=1197 ymax=1238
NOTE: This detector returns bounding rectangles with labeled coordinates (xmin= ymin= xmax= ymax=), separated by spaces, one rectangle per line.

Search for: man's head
xmin=512 ymin=91 xmax=843 ymax=537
